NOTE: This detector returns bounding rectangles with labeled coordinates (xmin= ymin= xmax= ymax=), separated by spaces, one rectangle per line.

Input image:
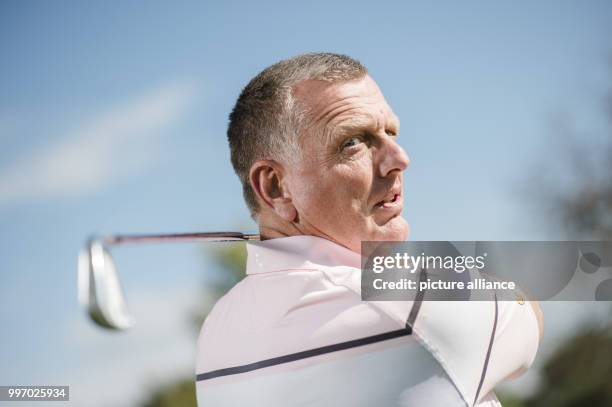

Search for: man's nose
xmin=377 ymin=138 xmax=410 ymax=177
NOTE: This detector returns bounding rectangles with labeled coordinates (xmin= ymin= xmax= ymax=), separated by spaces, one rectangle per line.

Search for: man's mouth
xmin=375 ymin=192 xmax=401 ymax=209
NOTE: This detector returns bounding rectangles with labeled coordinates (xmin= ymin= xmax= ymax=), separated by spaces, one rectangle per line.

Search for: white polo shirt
xmin=195 ymin=236 xmax=539 ymax=406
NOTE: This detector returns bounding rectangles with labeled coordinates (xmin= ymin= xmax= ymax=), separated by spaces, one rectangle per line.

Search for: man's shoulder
xmin=195 ymin=268 xmax=352 ymax=344
xmin=195 ymin=276 xmax=257 ymax=373
xmin=194 ymin=267 xmax=399 ymax=374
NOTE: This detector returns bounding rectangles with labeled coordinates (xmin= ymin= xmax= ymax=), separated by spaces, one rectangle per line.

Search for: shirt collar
xmin=246 ymin=235 xmax=362 ymax=274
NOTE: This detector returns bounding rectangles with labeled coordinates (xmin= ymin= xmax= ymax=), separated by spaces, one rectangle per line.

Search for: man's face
xmin=286 ymin=75 xmax=410 ymax=252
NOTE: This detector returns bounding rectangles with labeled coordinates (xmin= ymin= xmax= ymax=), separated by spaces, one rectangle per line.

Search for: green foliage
xmin=524 ymin=326 xmax=612 ymax=407
xmin=211 ymin=242 xmax=248 ymax=279
xmin=141 ymin=379 xmax=196 ymax=407
xmin=205 ymin=242 xmax=248 ymax=295
xmin=497 ymin=393 xmax=527 ymax=407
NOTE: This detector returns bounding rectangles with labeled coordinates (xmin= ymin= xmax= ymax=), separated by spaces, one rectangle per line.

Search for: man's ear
xmin=249 ymin=160 xmax=297 ymax=222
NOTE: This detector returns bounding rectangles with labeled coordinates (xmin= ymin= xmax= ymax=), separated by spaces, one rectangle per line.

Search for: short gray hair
xmin=227 ymin=52 xmax=368 ymax=218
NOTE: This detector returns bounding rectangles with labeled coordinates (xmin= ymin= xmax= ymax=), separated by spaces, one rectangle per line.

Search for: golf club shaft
xmin=101 ymin=231 xmax=260 ymax=246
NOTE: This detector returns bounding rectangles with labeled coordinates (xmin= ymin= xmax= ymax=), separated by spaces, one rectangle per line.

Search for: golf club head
xmin=78 ymin=239 xmax=133 ymax=330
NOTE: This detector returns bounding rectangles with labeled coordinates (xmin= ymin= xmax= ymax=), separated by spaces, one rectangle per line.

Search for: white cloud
xmin=0 ymin=81 xmax=197 ymax=206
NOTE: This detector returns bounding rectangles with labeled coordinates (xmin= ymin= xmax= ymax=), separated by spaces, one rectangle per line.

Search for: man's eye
xmin=341 ymin=136 xmax=363 ymax=150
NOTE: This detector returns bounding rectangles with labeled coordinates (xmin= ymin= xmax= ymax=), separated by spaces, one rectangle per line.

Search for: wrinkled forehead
xmin=291 ymin=75 xmax=400 ymax=143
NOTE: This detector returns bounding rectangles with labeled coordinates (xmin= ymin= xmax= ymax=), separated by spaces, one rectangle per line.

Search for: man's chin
xmin=369 ymin=216 xmax=410 ymax=242
xmin=384 ymin=216 xmax=409 ymax=241
xmin=346 ymin=218 xmax=408 ymax=256
xmin=327 ymin=216 xmax=409 ymax=253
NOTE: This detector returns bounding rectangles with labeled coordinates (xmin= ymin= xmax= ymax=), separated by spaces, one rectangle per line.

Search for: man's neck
xmin=257 ymin=209 xmax=353 ymax=253
xmin=258 ymin=216 xmax=304 ymax=241
xmin=257 ymin=210 xmax=328 ymax=242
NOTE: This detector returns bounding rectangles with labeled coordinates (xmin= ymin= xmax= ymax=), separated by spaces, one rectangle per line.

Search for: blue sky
xmin=1 ymin=1 xmax=611 ymax=405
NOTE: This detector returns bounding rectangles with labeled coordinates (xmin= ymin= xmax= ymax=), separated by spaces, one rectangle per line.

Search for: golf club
xmin=78 ymin=231 xmax=260 ymax=331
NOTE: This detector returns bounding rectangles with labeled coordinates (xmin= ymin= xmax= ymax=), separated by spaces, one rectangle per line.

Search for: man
xmin=196 ymin=53 xmax=542 ymax=406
